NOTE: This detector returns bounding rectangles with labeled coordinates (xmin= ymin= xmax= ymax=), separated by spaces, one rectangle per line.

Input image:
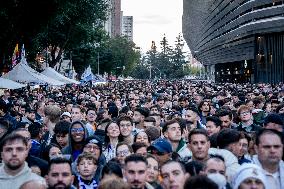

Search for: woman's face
xmin=107 ymin=122 xmax=120 ymax=138
xmin=71 ymin=123 xmax=85 ymax=142
xmin=135 ymin=132 xmax=149 ymax=146
xmin=49 ymin=146 xmax=62 ymax=160
xmin=116 ymin=144 xmax=131 ymax=165
xmin=146 ymin=157 xmax=159 ymax=183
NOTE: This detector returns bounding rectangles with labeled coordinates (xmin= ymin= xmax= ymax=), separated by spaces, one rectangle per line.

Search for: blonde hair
xmin=44 ymin=105 xmax=61 ymax=123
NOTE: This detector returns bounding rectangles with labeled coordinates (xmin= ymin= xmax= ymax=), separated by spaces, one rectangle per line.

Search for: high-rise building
xmin=122 ymin=16 xmax=133 ymax=41
xmin=183 ymin=0 xmax=284 ymax=83
xmin=111 ymin=0 xmax=122 ymax=37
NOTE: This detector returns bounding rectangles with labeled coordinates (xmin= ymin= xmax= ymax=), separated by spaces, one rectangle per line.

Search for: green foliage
xmin=132 ymin=34 xmax=189 ymax=79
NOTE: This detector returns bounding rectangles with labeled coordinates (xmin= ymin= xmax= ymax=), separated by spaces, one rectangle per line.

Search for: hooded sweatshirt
xmin=0 ymin=162 xmax=46 ymax=189
xmin=62 ymin=121 xmax=89 ymax=161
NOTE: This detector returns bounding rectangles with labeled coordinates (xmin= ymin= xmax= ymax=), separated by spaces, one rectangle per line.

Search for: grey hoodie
xmin=0 ymin=162 xmax=46 ymax=189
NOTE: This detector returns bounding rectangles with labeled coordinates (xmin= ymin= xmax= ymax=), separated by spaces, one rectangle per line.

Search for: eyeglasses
xmin=240 ymin=111 xmax=250 ymax=116
xmin=117 ymin=149 xmax=130 ymax=157
xmin=71 ymin=128 xmax=84 ymax=133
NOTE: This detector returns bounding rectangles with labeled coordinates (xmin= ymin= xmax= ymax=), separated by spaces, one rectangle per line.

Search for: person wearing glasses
xmin=62 ymin=121 xmax=89 ymax=161
xmin=236 ymin=105 xmax=261 ymax=133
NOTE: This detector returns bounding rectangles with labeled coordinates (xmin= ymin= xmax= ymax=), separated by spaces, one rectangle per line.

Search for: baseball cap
xmin=147 ymin=138 xmax=172 ymax=154
xmin=84 ymin=136 xmax=103 ymax=154
xmin=61 ymin=112 xmax=71 ymax=118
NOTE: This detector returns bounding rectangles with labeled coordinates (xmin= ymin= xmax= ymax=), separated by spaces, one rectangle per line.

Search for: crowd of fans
xmin=0 ymin=80 xmax=283 ymax=189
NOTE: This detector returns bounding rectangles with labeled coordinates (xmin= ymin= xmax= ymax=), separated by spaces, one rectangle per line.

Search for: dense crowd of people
xmin=0 ymin=80 xmax=283 ymax=189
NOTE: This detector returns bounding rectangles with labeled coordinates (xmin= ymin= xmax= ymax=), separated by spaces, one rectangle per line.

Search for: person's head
xmin=217 ymin=109 xmax=234 ymax=129
xmin=12 ymin=128 xmax=31 ymax=149
xmin=146 ymin=155 xmax=159 ymax=183
xmin=43 ymin=105 xmax=61 ymax=125
xmin=255 ymin=129 xmax=283 ymax=168
xmin=147 ymin=138 xmax=172 ymax=165
xmin=202 ymin=155 xmax=226 ymax=176
xmin=46 ymin=157 xmax=74 ymax=189
xmin=188 ymin=129 xmax=210 ymax=162
xmin=116 ymin=142 xmax=133 ymax=165
xmin=217 ymin=129 xmax=242 ymax=158
xmin=184 ymin=106 xmax=200 ymax=124
xmin=60 ymin=112 xmax=71 ymax=122
xmin=239 ymin=132 xmax=251 ymax=157
xmin=0 ymin=119 xmax=10 ymax=138
xmin=71 ymin=104 xmax=85 ymax=122
xmin=105 ymin=120 xmax=120 ymax=143
xmin=0 ymin=133 xmax=29 ymax=173
xmin=143 ymin=117 xmax=156 ymax=128
xmin=232 ymin=163 xmax=268 ymax=189
xmin=28 ymin=122 xmax=43 ymax=140
xmin=150 ymin=105 xmax=161 ymax=115
xmin=101 ymin=161 xmax=123 ymax=181
xmin=162 ymin=119 xmax=182 ymax=143
xmin=205 ymin=116 xmax=221 ymax=136
xmin=98 ymin=177 xmax=130 ymax=189
xmin=237 ymin=105 xmax=252 ymax=122
xmin=45 ymin=144 xmax=63 ymax=162
xmin=133 ymin=107 xmax=149 ymax=125
xmin=183 ymin=175 xmax=218 ymax=189
xmin=77 ymin=152 xmax=98 ymax=180
xmin=276 ymin=103 xmax=284 ymax=114
xmin=19 ymin=180 xmax=47 ymax=189
xmin=117 ymin=116 xmax=133 ymax=138
xmin=54 ymin=120 xmax=70 ymax=148
xmin=160 ymin=160 xmax=189 ymax=189
xmin=134 ymin=131 xmax=150 ymax=146
xmin=86 ymin=108 xmax=97 ymax=123
xmin=132 ymin=142 xmax=148 ymax=157
xmin=145 ymin=126 xmax=161 ymax=143
xmin=263 ymin=113 xmax=284 ymax=132
xmin=184 ymin=161 xmax=204 ymax=177
xmin=124 ymin=154 xmax=148 ymax=189
xmin=83 ymin=136 xmax=102 ymax=160
xmin=198 ymin=100 xmax=211 ymax=113
xmin=25 ymin=108 xmax=36 ymax=121
xmin=70 ymin=120 xmax=86 ymax=143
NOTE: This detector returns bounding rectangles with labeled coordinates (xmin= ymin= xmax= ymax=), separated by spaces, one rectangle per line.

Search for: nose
xmin=12 ymin=149 xmax=17 ymax=156
xmin=169 ymin=174 xmax=175 ymax=183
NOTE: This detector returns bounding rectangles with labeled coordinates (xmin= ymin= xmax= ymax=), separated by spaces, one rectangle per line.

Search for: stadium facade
xmin=182 ymin=0 xmax=284 ymax=83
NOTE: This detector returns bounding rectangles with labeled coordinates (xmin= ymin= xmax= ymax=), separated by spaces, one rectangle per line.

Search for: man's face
xmin=219 ymin=115 xmax=232 ymax=129
xmin=77 ymin=158 xmax=97 ymax=179
xmin=83 ymin=143 xmax=101 ymax=160
xmin=86 ymin=110 xmax=97 ymax=123
xmin=164 ymin=123 xmax=181 ymax=142
xmin=239 ymin=178 xmax=265 ymax=189
xmin=124 ymin=161 xmax=147 ymax=189
xmin=228 ymin=140 xmax=242 ymax=158
xmin=133 ymin=111 xmax=143 ymax=124
xmin=161 ymin=162 xmax=187 ymax=189
xmin=1 ymin=139 xmax=28 ymax=171
xmin=71 ymin=107 xmax=82 ymax=121
xmin=184 ymin=110 xmax=198 ymax=123
xmin=70 ymin=124 xmax=85 ymax=143
xmin=27 ymin=112 xmax=36 ymax=121
xmin=188 ymin=134 xmax=210 ymax=161
xmin=239 ymin=109 xmax=252 ymax=122
xmin=204 ymin=158 xmax=226 ymax=175
xmin=255 ymin=133 xmax=283 ymax=166
xmin=206 ymin=121 xmax=220 ymax=136
xmin=119 ymin=120 xmax=133 ymax=137
xmin=46 ymin=163 xmax=74 ymax=189
xmin=56 ymin=134 xmax=68 ymax=148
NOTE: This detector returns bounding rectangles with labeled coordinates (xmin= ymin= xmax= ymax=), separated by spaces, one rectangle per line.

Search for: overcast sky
xmin=121 ymin=0 xmax=189 ymax=53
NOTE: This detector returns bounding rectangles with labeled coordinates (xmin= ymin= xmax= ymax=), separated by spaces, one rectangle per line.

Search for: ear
xmin=163 ymin=131 xmax=168 ymax=138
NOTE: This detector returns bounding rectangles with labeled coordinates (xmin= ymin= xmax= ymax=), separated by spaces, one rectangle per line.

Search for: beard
xmin=6 ymin=160 xmax=22 ymax=170
xmin=48 ymin=182 xmax=71 ymax=189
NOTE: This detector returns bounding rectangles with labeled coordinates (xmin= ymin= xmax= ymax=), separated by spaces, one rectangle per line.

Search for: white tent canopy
xmin=0 ymin=77 xmax=26 ymax=89
xmin=41 ymin=67 xmax=80 ymax=84
xmin=2 ymin=59 xmax=65 ymax=86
